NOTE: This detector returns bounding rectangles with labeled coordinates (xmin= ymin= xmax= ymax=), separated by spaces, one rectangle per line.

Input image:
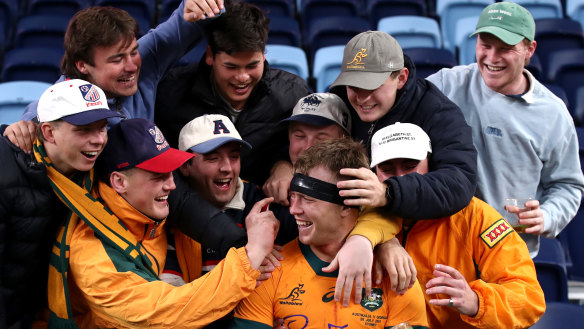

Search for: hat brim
xmin=370 ymin=149 xmax=429 ymax=168
xmin=190 ymin=136 xmax=252 ymax=154
xmin=280 ymin=114 xmax=337 ymax=127
xmin=61 ymin=108 xmax=123 ymax=125
xmin=330 ymin=70 xmax=393 ymax=90
xmin=136 ymin=148 xmax=194 ymax=173
xmin=470 ymin=26 xmax=525 ymax=45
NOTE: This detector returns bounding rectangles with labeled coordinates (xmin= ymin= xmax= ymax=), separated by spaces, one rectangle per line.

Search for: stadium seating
xmin=405 ymin=47 xmax=457 ymax=78
xmin=435 ymin=0 xmax=494 ymax=52
xmin=454 ymin=15 xmax=479 ymax=65
xmin=526 ymin=53 xmax=544 ymax=81
xmin=0 ymin=80 xmax=52 ymax=124
xmin=573 ymin=85 xmax=584 ymax=124
xmin=567 ymin=0 xmax=584 ymax=30
xmin=533 ymin=237 xmax=569 ymax=302
xmin=1 ymin=47 xmax=63 ymax=83
xmin=0 ymin=0 xmax=17 ymax=46
xmin=265 ymin=44 xmax=309 ymax=80
xmin=530 ymin=302 xmax=584 ymax=329
xmin=27 ymin=0 xmax=91 ymax=17
xmin=544 ymin=83 xmax=570 ymax=108
xmin=377 ymin=15 xmax=442 ymax=49
xmin=560 ymin=204 xmax=584 ymax=282
xmin=534 ymin=18 xmax=584 ymax=79
xmin=514 ymin=0 xmax=563 ymax=19
xmin=312 ymin=45 xmax=344 ymax=92
xmin=14 ymin=14 xmax=69 ymax=49
xmin=94 ymin=0 xmax=154 ymax=36
xmin=305 ymin=15 xmax=370 ymax=62
xmin=547 ymin=48 xmax=584 ymax=108
xmin=247 ymin=0 xmax=295 ymax=17
xmin=300 ymin=0 xmax=360 ymax=35
xmin=366 ymin=0 xmax=427 ymax=27
xmin=268 ymin=16 xmax=302 ymax=47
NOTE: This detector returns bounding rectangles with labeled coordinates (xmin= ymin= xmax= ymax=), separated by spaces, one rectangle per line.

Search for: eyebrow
xmin=224 ymin=59 xmax=261 ymax=67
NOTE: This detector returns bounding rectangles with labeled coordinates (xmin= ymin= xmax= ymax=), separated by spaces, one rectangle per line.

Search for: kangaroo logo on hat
xmin=347 ymin=48 xmax=368 ymax=67
xmin=79 ymin=84 xmax=101 ymax=102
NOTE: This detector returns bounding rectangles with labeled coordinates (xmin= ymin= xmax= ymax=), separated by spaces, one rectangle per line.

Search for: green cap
xmin=470 ymin=2 xmax=535 ymax=45
xmin=330 ymin=31 xmax=404 ymax=90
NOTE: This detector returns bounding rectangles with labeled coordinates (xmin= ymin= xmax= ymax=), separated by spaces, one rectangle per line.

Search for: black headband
xmin=290 ymin=173 xmax=358 ymax=208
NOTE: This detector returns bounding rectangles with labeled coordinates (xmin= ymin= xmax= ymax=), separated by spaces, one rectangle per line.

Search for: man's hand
xmin=337 ymin=168 xmax=387 ymax=208
xmin=256 ymin=245 xmax=284 ymax=285
xmin=262 ymin=161 xmax=293 ymax=206
xmin=373 ymin=238 xmax=416 ymax=295
xmin=245 ymin=198 xmax=279 ymax=270
xmin=507 ymin=199 xmax=545 ymax=235
xmin=426 ymin=264 xmax=479 ymax=317
xmin=3 ymin=120 xmax=37 ymax=153
xmin=184 ymin=0 xmax=224 ymax=22
xmin=322 ymin=235 xmax=373 ymax=306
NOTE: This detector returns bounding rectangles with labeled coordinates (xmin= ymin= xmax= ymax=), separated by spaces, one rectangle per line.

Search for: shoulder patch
xmin=480 ymin=218 xmax=513 ymax=248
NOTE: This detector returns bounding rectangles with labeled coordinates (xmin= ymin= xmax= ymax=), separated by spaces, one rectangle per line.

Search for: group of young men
xmin=1 ymin=0 xmax=582 ymax=328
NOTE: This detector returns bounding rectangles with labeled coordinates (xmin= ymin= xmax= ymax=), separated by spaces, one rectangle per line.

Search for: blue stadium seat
xmin=268 ymin=16 xmax=302 ymax=47
xmin=0 ymin=80 xmax=52 ymax=124
xmin=27 ymin=0 xmax=90 ymax=17
xmin=454 ymin=15 xmax=479 ymax=65
xmin=1 ymin=47 xmax=63 ymax=83
xmin=301 ymin=0 xmax=360 ymax=36
xmin=526 ymin=53 xmax=544 ymax=81
xmin=247 ymin=0 xmax=295 ymax=17
xmin=514 ymin=0 xmax=563 ymax=19
xmin=94 ymin=0 xmax=154 ymax=36
xmin=530 ymin=302 xmax=584 ymax=329
xmin=0 ymin=0 xmax=17 ymax=46
xmin=573 ymin=85 xmax=584 ymax=124
xmin=405 ymin=47 xmax=457 ymax=78
xmin=547 ymin=48 xmax=584 ymax=108
xmin=560 ymin=204 xmax=584 ymax=282
xmin=159 ymin=0 xmax=180 ymax=23
xmin=436 ymin=0 xmax=494 ymax=52
xmin=366 ymin=0 xmax=427 ymax=27
xmin=377 ymin=15 xmax=442 ymax=49
xmin=312 ymin=45 xmax=344 ymax=92
xmin=14 ymin=14 xmax=69 ymax=49
xmin=567 ymin=0 xmax=584 ymax=29
xmin=533 ymin=237 xmax=569 ymax=302
xmin=265 ymin=44 xmax=309 ymax=80
xmin=305 ymin=15 xmax=370 ymax=62
xmin=534 ymin=18 xmax=584 ymax=80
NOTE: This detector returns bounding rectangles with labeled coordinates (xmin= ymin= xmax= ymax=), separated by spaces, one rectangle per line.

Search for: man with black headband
xmin=230 ymin=138 xmax=428 ymax=329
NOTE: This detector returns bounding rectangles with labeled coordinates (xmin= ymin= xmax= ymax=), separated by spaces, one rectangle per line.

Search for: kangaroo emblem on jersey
xmin=213 ymin=119 xmax=230 ymax=134
xmin=279 ymin=283 xmax=306 ymax=305
xmin=347 ymin=48 xmax=368 ymax=65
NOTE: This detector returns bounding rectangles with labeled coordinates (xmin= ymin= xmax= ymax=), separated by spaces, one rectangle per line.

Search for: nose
xmin=90 ymin=129 xmax=107 ymax=145
xmin=352 ymin=87 xmax=371 ymax=102
xmin=164 ymin=174 xmax=176 ymax=191
xmin=289 ymin=194 xmax=302 ymax=215
xmin=125 ymin=55 xmax=138 ymax=72
xmin=234 ymin=69 xmax=250 ymax=82
xmin=218 ymin=157 xmax=233 ymax=173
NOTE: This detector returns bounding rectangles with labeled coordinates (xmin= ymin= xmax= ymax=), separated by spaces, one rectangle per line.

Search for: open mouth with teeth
xmin=231 ymin=83 xmax=250 ymax=95
xmin=119 ymin=75 xmax=136 ymax=84
xmin=486 ymin=64 xmax=504 ymax=72
xmin=296 ymin=219 xmax=313 ymax=228
xmin=155 ymin=195 xmax=168 ymax=203
xmin=214 ymin=178 xmax=232 ymax=190
xmin=81 ymin=151 xmax=99 ymax=160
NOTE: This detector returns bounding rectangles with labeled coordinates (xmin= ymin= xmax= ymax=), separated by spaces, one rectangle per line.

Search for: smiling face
xmin=76 ymin=38 xmax=141 ymax=98
xmin=42 ymin=119 xmax=108 ymax=177
xmin=475 ymin=33 xmax=536 ymax=95
xmin=116 ymin=168 xmax=175 ymax=220
xmin=375 ymin=157 xmax=429 ymax=182
xmin=289 ymin=166 xmax=355 ymax=258
xmin=346 ymin=68 xmax=408 ymax=122
xmin=206 ymin=49 xmax=265 ymax=110
xmin=180 ymin=142 xmax=242 ymax=209
xmin=288 ymin=122 xmax=346 ymax=165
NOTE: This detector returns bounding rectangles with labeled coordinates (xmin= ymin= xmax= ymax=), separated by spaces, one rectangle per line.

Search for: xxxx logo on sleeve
xmin=480 ymin=218 xmax=513 ymax=248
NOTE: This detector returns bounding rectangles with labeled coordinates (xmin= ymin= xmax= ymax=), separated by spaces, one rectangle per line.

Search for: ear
xmin=75 ymin=60 xmax=89 ymax=75
xmin=41 ymin=123 xmax=56 ymax=143
xmin=110 ymin=171 xmax=129 ymax=194
xmin=340 ymin=204 xmax=356 ymax=219
xmin=205 ymin=45 xmax=214 ymax=66
xmin=397 ymin=67 xmax=409 ymax=90
xmin=179 ymin=161 xmax=191 ymax=177
xmin=526 ymin=40 xmax=537 ymax=60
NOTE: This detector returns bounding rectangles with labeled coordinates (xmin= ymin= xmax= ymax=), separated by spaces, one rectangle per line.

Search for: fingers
xmin=322 ymin=254 xmax=339 ymax=273
xmin=265 ymin=251 xmax=281 ymax=268
xmin=361 ymin=269 xmax=372 ymax=304
xmin=249 ymin=197 xmax=274 ymax=215
xmin=5 ymin=120 xmax=36 ymax=153
xmin=184 ymin=0 xmax=223 ymax=21
xmin=353 ymin=275 xmax=364 ymax=305
xmin=262 ymin=180 xmax=290 ymax=206
xmin=337 ymin=275 xmax=355 ymax=307
xmin=373 ymin=259 xmax=384 ymax=285
xmin=271 ymin=245 xmax=284 ymax=261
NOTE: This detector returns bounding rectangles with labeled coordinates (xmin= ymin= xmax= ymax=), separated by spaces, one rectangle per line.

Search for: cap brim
xmin=190 ymin=137 xmax=252 ymax=154
xmin=330 ymin=70 xmax=393 ymax=90
xmin=136 ymin=148 xmax=194 ymax=173
xmin=370 ymin=149 xmax=429 ymax=168
xmin=61 ymin=108 xmax=123 ymax=125
xmin=280 ymin=114 xmax=337 ymax=127
xmin=470 ymin=26 xmax=524 ymax=45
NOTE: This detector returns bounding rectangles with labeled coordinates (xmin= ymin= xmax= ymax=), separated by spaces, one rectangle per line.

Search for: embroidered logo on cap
xmin=79 ymin=84 xmax=101 ymax=102
xmin=148 ymin=126 xmax=169 ymax=151
xmin=347 ymin=48 xmax=368 ymax=69
xmin=213 ymin=119 xmax=230 ymax=135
